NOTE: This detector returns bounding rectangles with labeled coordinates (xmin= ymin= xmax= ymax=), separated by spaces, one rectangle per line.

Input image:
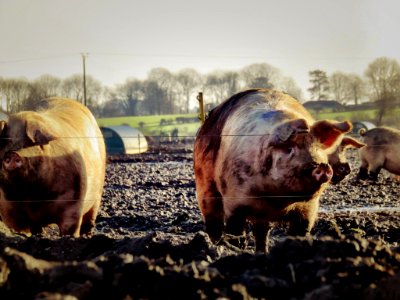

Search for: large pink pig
xmin=194 ymin=89 xmax=352 ymax=252
xmin=0 ymin=98 xmax=106 ymax=237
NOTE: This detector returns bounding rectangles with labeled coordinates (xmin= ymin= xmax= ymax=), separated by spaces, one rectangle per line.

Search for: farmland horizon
xmin=2 ymin=0 xmax=400 ymax=102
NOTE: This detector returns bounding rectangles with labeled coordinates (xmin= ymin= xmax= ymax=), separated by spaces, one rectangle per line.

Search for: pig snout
xmin=311 ymin=163 xmax=333 ymax=183
xmin=331 ymin=163 xmax=351 ymax=184
xmin=2 ymin=152 xmax=23 ymax=171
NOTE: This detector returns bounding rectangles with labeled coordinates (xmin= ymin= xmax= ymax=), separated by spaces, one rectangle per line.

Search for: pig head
xmin=328 ymin=136 xmax=365 ymax=184
xmin=194 ymin=88 xmax=352 ymax=252
xmin=0 ymin=98 xmax=106 ymax=237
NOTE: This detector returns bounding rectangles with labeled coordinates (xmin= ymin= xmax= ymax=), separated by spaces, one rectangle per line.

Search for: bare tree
xmin=203 ymin=70 xmax=240 ymax=104
xmin=365 ymin=57 xmax=400 ymax=101
xmin=147 ymin=68 xmax=177 ymax=114
xmin=0 ymin=77 xmax=31 ymax=112
xmin=33 ymin=74 xmax=62 ymax=97
xmin=61 ymin=74 xmax=103 ymax=109
xmin=101 ymin=97 xmax=126 ymax=117
xmin=365 ymin=57 xmax=400 ymax=125
xmin=176 ymin=68 xmax=202 ymax=113
xmin=329 ymin=72 xmax=348 ymax=104
xmin=276 ymin=76 xmax=303 ymax=101
xmin=308 ymin=70 xmax=330 ymax=100
xmin=115 ymin=78 xmax=144 ymax=116
xmin=346 ymin=74 xmax=366 ymax=105
xmin=239 ymin=63 xmax=279 ymax=89
xmin=62 ymin=74 xmax=83 ymax=101
xmin=142 ymin=80 xmax=167 ymax=115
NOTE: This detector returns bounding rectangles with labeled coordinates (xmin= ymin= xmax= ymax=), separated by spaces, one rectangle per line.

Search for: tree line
xmin=0 ymin=62 xmax=301 ymax=117
xmin=308 ymin=57 xmax=400 ymax=105
xmin=0 ymin=57 xmax=399 ymax=118
xmin=308 ymin=57 xmax=400 ymax=125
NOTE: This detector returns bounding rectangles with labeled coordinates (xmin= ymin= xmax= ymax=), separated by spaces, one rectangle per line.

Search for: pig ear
xmin=311 ymin=120 xmax=352 ymax=149
xmin=270 ymin=118 xmax=309 ymax=144
xmin=26 ymin=122 xmax=55 ymax=145
xmin=341 ymin=136 xmax=365 ymax=149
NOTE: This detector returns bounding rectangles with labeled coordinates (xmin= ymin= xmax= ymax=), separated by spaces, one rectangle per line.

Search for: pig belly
xmin=222 ymin=191 xmax=319 ymax=223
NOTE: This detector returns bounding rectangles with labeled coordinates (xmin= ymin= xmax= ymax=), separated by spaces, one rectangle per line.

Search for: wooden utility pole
xmin=81 ymin=53 xmax=88 ymax=106
xmin=197 ymin=92 xmax=205 ymax=124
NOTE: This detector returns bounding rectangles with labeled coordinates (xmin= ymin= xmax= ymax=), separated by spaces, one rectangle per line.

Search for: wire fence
xmin=1 ymin=132 xmax=400 ymax=204
xmin=0 ymin=132 xmax=389 ymax=158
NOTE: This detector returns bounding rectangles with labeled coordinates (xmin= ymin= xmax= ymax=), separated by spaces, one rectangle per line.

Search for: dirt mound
xmin=1 ymin=148 xmax=400 ymax=299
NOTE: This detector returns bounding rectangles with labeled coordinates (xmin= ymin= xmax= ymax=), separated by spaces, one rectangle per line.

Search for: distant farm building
xmin=303 ymin=100 xmax=345 ymax=112
xmin=100 ymin=125 xmax=148 ymax=155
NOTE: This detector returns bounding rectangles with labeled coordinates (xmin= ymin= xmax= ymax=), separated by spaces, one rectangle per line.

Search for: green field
xmin=97 ymin=113 xmax=201 ymax=138
xmin=314 ymin=107 xmax=400 ymax=127
xmin=96 ymin=107 xmax=400 ymax=139
xmin=311 ymin=108 xmax=378 ymax=121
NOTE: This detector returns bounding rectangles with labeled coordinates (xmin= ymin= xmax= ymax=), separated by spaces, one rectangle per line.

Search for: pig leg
xmin=286 ymin=198 xmax=319 ymax=237
xmin=358 ymin=149 xmax=384 ymax=181
xmin=196 ymin=182 xmax=224 ymax=243
xmin=369 ymin=167 xmax=382 ymax=181
xmin=225 ymin=207 xmax=247 ymax=249
xmin=252 ymin=222 xmax=271 ymax=253
xmin=287 ymin=216 xmax=312 ymax=237
xmin=0 ymin=203 xmax=33 ymax=236
xmin=357 ymin=155 xmax=370 ymax=179
xmin=80 ymin=201 xmax=101 ymax=235
xmin=58 ymin=199 xmax=83 ymax=237
xmin=367 ymin=154 xmax=384 ymax=181
xmin=357 ymin=166 xmax=369 ymax=180
xmin=59 ymin=214 xmax=82 ymax=237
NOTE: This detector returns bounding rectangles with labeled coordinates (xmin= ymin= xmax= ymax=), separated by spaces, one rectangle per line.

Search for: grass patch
xmin=97 ymin=114 xmax=201 ymax=137
xmin=311 ymin=109 xmax=378 ymax=122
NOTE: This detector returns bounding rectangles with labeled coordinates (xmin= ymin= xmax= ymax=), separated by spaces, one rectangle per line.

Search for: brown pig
xmin=328 ymin=136 xmax=365 ymax=184
xmin=194 ymin=89 xmax=352 ymax=252
xmin=0 ymin=98 xmax=106 ymax=237
xmin=357 ymin=126 xmax=400 ymax=181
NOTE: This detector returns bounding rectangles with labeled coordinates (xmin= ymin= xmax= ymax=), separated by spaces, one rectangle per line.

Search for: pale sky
xmin=1 ymin=0 xmax=400 ymax=99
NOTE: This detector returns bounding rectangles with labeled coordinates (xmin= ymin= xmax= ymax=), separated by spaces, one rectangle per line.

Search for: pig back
xmin=195 ymin=89 xmax=313 ymax=165
xmin=360 ymin=126 xmax=400 ymax=146
xmin=221 ymin=89 xmax=313 ymax=137
xmin=37 ymin=98 xmax=106 ymax=202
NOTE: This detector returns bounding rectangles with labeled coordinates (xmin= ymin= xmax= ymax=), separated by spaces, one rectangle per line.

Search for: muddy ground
xmin=0 ymin=146 xmax=400 ymax=299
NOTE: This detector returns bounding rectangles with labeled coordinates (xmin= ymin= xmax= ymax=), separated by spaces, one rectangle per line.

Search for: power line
xmin=0 ymin=53 xmax=78 ymax=64
xmin=0 ymin=52 xmax=382 ymax=65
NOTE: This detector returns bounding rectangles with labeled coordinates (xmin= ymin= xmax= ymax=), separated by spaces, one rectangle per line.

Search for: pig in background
xmin=0 ymin=98 xmax=106 ymax=237
xmin=194 ymin=88 xmax=352 ymax=252
xmin=328 ymin=136 xmax=365 ymax=184
xmin=357 ymin=126 xmax=400 ymax=181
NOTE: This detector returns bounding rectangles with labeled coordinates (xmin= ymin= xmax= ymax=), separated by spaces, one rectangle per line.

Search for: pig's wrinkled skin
xmin=194 ymin=89 xmax=352 ymax=252
xmin=357 ymin=126 xmax=400 ymax=181
xmin=0 ymin=98 xmax=106 ymax=237
xmin=328 ymin=136 xmax=365 ymax=184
